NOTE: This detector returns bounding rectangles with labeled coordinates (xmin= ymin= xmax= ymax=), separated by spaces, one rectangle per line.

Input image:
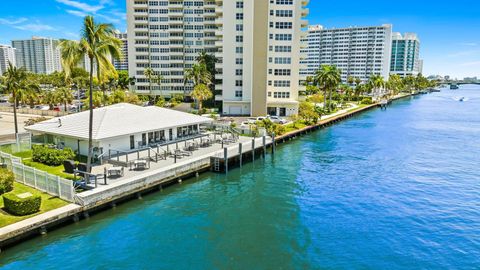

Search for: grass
xmin=0 ymin=182 xmax=69 ymax=228
xmin=23 ymin=160 xmax=76 ymax=180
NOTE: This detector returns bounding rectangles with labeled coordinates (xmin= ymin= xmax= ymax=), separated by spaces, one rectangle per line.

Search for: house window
xmin=130 ymin=135 xmax=135 ymax=150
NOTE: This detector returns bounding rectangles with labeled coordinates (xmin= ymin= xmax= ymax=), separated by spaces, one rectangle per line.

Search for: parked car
xmin=268 ymin=116 xmax=288 ymax=124
xmin=35 ymin=105 xmax=50 ymax=111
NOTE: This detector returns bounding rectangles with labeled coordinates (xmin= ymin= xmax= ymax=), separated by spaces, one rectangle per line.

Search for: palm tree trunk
xmin=198 ymin=99 xmax=202 ymax=114
xmin=87 ymin=58 xmax=94 ymax=172
xmin=323 ymin=89 xmax=327 ymax=111
xmin=13 ymin=90 xmax=18 ymax=134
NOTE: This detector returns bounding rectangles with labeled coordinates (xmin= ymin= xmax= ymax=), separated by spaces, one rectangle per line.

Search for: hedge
xmin=3 ymin=192 xmax=42 ymax=216
xmin=0 ymin=168 xmax=14 ymax=195
xmin=32 ymin=145 xmax=75 ymax=166
xmin=361 ymin=97 xmax=374 ymax=105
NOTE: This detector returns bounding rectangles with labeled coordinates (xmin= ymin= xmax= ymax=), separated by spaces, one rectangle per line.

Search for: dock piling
xmin=252 ymin=139 xmax=255 ymax=161
xmin=239 ymin=143 xmax=243 ymax=167
xmin=262 ymin=136 xmax=266 ymax=158
xmin=224 ymin=147 xmax=228 ymax=172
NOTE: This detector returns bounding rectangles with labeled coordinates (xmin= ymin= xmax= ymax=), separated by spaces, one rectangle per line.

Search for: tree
xmin=347 ymin=76 xmax=355 ymax=86
xmin=117 ymin=70 xmax=132 ymax=90
xmin=1 ymin=63 xmax=39 ymax=134
xmin=386 ymin=74 xmax=403 ymax=97
xmin=143 ymin=67 xmax=154 ymax=96
xmin=185 ymin=63 xmax=212 ymax=91
xmin=56 ymin=87 xmax=74 ymax=112
xmin=191 ymin=83 xmax=212 ymax=113
xmin=368 ymin=74 xmax=385 ymax=99
xmin=298 ymin=101 xmax=319 ymax=125
xmin=59 ymin=16 xmax=121 ymax=172
xmin=196 ymin=51 xmax=217 ymax=80
xmin=313 ymin=65 xmax=342 ymax=113
xmin=355 ymin=77 xmax=362 ymax=86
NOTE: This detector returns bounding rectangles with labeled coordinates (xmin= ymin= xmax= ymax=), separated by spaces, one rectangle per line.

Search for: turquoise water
xmin=1 ymin=86 xmax=480 ymax=269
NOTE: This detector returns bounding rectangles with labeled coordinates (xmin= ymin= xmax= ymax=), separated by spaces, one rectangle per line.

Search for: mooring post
xmin=239 ymin=143 xmax=243 ymax=167
xmin=272 ymin=132 xmax=276 ymax=155
xmin=224 ymin=147 xmax=228 ymax=172
xmin=252 ymin=138 xmax=255 ymax=161
xmin=262 ymin=136 xmax=266 ymax=158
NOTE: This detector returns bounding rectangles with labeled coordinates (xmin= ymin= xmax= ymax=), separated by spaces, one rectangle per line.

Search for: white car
xmin=35 ymin=105 xmax=50 ymax=111
xmin=268 ymin=116 xmax=288 ymax=124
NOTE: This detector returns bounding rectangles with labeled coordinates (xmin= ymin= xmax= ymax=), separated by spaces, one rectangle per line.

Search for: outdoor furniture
xmin=132 ymin=159 xmax=149 ymax=170
xmin=77 ymin=163 xmax=91 ymax=178
xmin=176 ymin=149 xmax=191 ymax=157
xmin=63 ymin=160 xmax=76 ymax=174
xmin=107 ymin=166 xmax=124 ymax=177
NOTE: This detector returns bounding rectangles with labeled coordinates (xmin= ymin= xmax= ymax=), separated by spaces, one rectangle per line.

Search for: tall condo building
xmin=11 ymin=37 xmax=62 ymax=74
xmin=301 ymin=24 xmax=393 ymax=83
xmin=127 ymin=0 xmax=218 ymax=96
xmin=127 ymin=0 xmax=309 ymax=117
xmin=217 ymin=0 xmax=309 ymax=116
xmin=0 ymin=45 xmax=16 ymax=75
xmin=114 ymin=31 xmax=129 ymax=71
xmin=390 ymin=32 xmax=421 ymax=77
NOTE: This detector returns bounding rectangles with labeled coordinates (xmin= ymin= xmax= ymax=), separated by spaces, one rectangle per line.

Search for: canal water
xmin=1 ymin=85 xmax=479 ymax=269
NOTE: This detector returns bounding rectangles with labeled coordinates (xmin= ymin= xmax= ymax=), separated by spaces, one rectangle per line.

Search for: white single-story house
xmin=25 ymin=103 xmax=213 ymax=157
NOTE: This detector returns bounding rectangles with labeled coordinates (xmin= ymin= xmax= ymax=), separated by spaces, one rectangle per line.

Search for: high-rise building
xmin=114 ymin=31 xmax=129 ymax=71
xmin=390 ymin=32 xmax=421 ymax=77
xmin=301 ymin=24 xmax=393 ymax=83
xmin=0 ymin=45 xmax=16 ymax=75
xmin=127 ymin=0 xmax=309 ymax=117
xmin=11 ymin=37 xmax=62 ymax=74
xmin=217 ymin=0 xmax=309 ymax=116
xmin=127 ymin=0 xmax=219 ymax=97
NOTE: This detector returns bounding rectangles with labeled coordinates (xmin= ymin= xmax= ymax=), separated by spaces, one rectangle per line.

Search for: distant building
xmin=390 ymin=33 xmax=421 ymax=77
xmin=301 ymin=24 xmax=393 ymax=83
xmin=0 ymin=44 xmax=16 ymax=75
xmin=114 ymin=31 xmax=128 ymax=72
xmin=12 ymin=37 xmax=62 ymax=74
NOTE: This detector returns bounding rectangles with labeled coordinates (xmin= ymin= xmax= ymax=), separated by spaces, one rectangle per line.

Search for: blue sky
xmin=0 ymin=0 xmax=479 ymax=79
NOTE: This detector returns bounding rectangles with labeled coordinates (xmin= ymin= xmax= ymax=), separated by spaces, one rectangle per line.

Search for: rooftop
xmin=25 ymin=103 xmax=213 ymax=141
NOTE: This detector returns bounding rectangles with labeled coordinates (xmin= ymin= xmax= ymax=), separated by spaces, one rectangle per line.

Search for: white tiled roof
xmin=25 ymin=103 xmax=213 ymax=140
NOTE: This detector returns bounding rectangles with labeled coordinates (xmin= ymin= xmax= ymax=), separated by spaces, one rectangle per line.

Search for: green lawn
xmin=0 ymin=182 xmax=69 ymax=228
xmin=23 ymin=159 xmax=76 ymax=180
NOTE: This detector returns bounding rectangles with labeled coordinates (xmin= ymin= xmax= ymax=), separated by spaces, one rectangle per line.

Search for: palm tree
xmin=56 ymin=87 xmax=74 ymax=112
xmin=313 ymin=65 xmax=342 ymax=112
xmin=191 ymin=83 xmax=213 ymax=113
xmin=143 ymin=67 xmax=154 ymax=96
xmin=1 ymin=63 xmax=40 ymax=134
xmin=59 ymin=16 xmax=121 ymax=171
xmin=355 ymin=77 xmax=362 ymax=86
xmin=386 ymin=74 xmax=403 ymax=97
xmin=185 ymin=63 xmax=212 ymax=100
xmin=368 ymin=74 xmax=385 ymax=99
xmin=196 ymin=51 xmax=217 ymax=77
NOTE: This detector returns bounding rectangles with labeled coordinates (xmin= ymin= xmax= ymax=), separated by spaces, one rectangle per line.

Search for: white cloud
xmin=96 ymin=13 xmax=121 ymax=24
xmin=0 ymin=17 xmax=28 ymax=25
xmin=448 ymin=50 xmax=480 ymax=58
xmin=459 ymin=61 xmax=480 ymax=67
xmin=66 ymin=9 xmax=88 ymax=17
xmin=458 ymin=42 xmax=478 ymax=47
xmin=14 ymin=23 xmax=56 ymax=32
xmin=55 ymin=0 xmax=105 ymax=13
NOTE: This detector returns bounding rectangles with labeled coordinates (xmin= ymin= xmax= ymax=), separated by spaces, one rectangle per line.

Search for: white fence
xmin=0 ymin=151 xmax=75 ymax=202
xmin=0 ymin=106 xmax=68 ymax=117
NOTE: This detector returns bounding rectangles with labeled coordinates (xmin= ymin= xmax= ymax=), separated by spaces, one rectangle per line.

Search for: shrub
xmin=3 ymin=193 xmax=42 ymax=216
xmin=360 ymin=97 xmax=373 ymax=105
xmin=0 ymin=168 xmax=14 ymax=195
xmin=273 ymin=124 xmax=286 ymax=136
xmin=32 ymin=145 xmax=75 ymax=166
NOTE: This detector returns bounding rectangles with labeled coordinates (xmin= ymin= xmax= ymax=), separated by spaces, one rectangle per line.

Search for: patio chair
xmin=63 ymin=160 xmax=76 ymax=174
